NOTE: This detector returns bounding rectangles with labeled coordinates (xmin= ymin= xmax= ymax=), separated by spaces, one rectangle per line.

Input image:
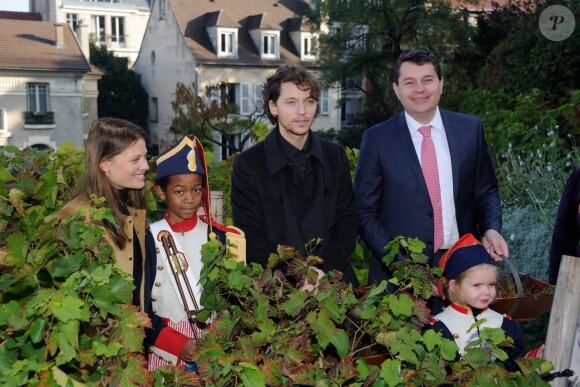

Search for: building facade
xmin=30 ymin=0 xmax=152 ymax=65
xmin=0 ymin=19 xmax=99 ymax=149
xmin=134 ymin=0 xmax=341 ymax=158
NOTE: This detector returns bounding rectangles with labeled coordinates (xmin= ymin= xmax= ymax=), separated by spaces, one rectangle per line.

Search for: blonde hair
xmin=75 ymin=118 xmax=148 ymax=249
xmin=444 ymin=263 xmax=499 ymax=304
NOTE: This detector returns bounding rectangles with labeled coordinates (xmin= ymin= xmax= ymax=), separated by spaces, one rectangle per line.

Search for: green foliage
xmin=0 ymin=145 xmax=154 ymax=385
xmin=477 ymin=0 xmax=580 ymax=96
xmin=316 ymin=0 xmax=480 ymax=126
xmin=170 ymin=82 xmax=265 ymax=155
xmin=89 ymin=43 xmax=149 ymax=131
xmin=194 ymin=236 xmax=553 ymax=385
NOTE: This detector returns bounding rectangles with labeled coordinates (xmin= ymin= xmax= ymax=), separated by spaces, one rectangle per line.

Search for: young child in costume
xmin=144 ymin=134 xmax=245 ymax=371
xmin=429 ymin=233 xmax=543 ymax=372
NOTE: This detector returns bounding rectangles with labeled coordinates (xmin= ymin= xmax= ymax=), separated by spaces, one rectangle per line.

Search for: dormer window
xmin=218 ymin=28 xmax=237 ymax=57
xmin=301 ymin=32 xmax=317 ymax=61
xmin=259 ymin=31 xmax=280 ymax=59
xmin=263 ymin=34 xmax=276 ymax=56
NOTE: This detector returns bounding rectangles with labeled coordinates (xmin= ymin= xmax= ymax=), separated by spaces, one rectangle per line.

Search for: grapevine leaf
xmin=379 ymin=359 xmax=402 ymax=387
xmin=282 ymin=290 xmax=308 ymax=317
xmin=387 ymin=293 xmax=413 ymax=317
xmin=52 ymin=320 xmax=80 ymax=365
xmin=109 ymin=354 xmax=151 ymax=387
xmin=29 ymin=318 xmax=47 ymax=344
xmin=0 ymin=166 xmax=15 ymax=182
xmin=48 ymin=294 xmax=90 ymax=323
xmin=113 ymin=305 xmax=149 ymax=352
xmin=238 ymin=362 xmax=266 ymax=387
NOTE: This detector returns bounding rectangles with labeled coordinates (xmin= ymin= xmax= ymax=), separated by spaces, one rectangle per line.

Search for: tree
xmin=89 ymin=43 xmax=149 ymax=131
xmin=477 ymin=0 xmax=580 ymax=97
xmin=315 ymin=0 xmax=479 ymax=127
xmin=170 ymin=82 xmax=268 ymax=157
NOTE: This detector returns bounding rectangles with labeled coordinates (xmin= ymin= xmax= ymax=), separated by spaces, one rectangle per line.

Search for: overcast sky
xmin=0 ymin=0 xmax=29 ymax=12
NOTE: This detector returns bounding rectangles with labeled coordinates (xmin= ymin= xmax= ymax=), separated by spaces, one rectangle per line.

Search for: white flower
xmin=555 ymin=125 xmax=560 ymax=129
xmin=547 ymin=165 xmax=552 ymax=171
xmin=550 ymin=141 xmax=555 ymax=147
xmin=566 ymin=162 xmax=572 ymax=167
xmin=547 ymin=130 xmax=554 ymax=136
xmin=568 ymin=133 xmax=573 ymax=138
xmin=510 ymin=234 xmax=515 ymax=241
xmin=567 ymin=153 xmax=572 ymax=158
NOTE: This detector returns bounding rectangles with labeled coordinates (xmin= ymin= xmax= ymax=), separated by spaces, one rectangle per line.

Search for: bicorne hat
xmin=438 ymin=233 xmax=496 ymax=280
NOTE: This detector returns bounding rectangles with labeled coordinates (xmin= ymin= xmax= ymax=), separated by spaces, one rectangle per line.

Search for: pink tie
xmin=419 ymin=125 xmax=444 ymax=251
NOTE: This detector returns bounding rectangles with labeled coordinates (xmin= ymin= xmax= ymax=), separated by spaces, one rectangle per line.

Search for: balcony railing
xmin=24 ymin=111 xmax=55 ymax=125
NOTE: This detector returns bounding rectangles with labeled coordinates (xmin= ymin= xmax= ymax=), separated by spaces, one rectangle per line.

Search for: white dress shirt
xmin=405 ymin=108 xmax=459 ymax=249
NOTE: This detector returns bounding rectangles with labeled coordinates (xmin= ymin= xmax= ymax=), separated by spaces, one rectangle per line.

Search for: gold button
xmin=157 ymin=266 xmax=163 ymax=271
xmin=128 ymin=256 xmax=133 ymax=261
xmin=155 ymin=248 xmax=160 ymax=253
xmin=155 ymin=282 xmax=161 ymax=287
xmin=128 ymin=219 xmax=133 ymax=224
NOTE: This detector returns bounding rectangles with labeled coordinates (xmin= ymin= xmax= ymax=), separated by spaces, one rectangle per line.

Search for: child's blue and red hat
xmin=156 ymin=134 xmax=212 ymax=227
xmin=156 ymin=134 xmax=206 ymax=179
xmin=439 ymin=233 xmax=496 ymax=280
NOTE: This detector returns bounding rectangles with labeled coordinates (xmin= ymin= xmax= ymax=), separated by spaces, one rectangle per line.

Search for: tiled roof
xmin=0 ymin=11 xmax=43 ymax=21
xmin=447 ymin=0 xmax=510 ymax=11
xmin=0 ymin=19 xmax=90 ymax=72
xmin=169 ymin=0 xmax=316 ymax=66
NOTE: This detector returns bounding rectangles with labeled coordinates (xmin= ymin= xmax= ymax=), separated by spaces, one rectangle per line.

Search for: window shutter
xmin=253 ymin=84 xmax=263 ymax=114
xmin=240 ymin=83 xmax=251 ymax=115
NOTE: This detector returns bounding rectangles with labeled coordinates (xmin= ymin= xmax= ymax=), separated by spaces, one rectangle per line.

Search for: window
xmin=209 ymin=83 xmax=237 ymax=111
xmin=111 ymin=17 xmax=125 ymax=47
xmin=220 ymin=32 xmax=234 ymax=55
xmin=0 ymin=108 xmax=6 ymax=132
xmin=150 ymin=97 xmax=158 ymax=122
xmin=27 ymin=83 xmax=49 ymax=113
xmin=66 ymin=13 xmax=78 ymax=31
xmin=92 ymin=15 xmax=105 ymax=44
xmin=253 ymin=84 xmax=263 ymax=114
xmin=221 ymin=133 xmax=241 ymax=160
xmin=159 ymin=0 xmax=166 ymax=19
xmin=263 ymin=34 xmax=277 ymax=56
xmin=303 ymin=36 xmax=313 ymax=56
xmin=302 ymin=34 xmax=317 ymax=60
xmin=240 ymin=84 xmax=251 ymax=115
xmin=320 ymin=89 xmax=329 ymax=115
xmin=240 ymin=84 xmax=264 ymax=115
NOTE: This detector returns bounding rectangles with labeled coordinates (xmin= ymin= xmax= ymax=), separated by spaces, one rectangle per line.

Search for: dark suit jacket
xmin=548 ymin=167 xmax=580 ymax=284
xmin=354 ymin=109 xmax=501 ymax=284
xmin=231 ymin=127 xmax=360 ymax=285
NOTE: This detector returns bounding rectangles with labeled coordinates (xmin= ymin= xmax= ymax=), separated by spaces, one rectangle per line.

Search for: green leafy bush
xmin=194 ymin=237 xmax=553 ymax=385
xmin=0 ymin=145 xmax=152 ymax=385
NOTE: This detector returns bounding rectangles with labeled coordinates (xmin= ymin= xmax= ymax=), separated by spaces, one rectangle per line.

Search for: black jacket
xmin=231 ymin=127 xmax=360 ymax=285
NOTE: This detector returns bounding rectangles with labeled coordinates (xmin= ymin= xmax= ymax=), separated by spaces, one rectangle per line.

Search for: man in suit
xmin=231 ymin=64 xmax=359 ymax=286
xmin=354 ymin=48 xmax=509 ymax=290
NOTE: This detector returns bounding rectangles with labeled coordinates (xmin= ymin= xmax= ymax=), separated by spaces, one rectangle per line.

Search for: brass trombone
xmin=157 ymin=230 xmax=202 ymax=345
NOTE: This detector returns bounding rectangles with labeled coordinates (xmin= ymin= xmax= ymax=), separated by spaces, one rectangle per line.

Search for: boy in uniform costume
xmin=144 ymin=134 xmax=245 ymax=370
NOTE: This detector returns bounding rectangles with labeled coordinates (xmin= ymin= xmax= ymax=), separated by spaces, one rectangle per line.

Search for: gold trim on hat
xmin=157 ymin=136 xmax=197 ymax=166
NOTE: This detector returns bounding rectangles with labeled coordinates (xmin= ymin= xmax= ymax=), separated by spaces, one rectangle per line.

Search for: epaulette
xmin=429 ymin=317 xmax=439 ymax=325
xmin=503 ymin=314 xmax=513 ymax=320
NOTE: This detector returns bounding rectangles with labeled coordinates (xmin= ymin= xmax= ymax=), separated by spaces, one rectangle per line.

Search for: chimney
xmin=77 ymin=19 xmax=90 ymax=62
xmin=54 ymin=23 xmax=65 ymax=48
